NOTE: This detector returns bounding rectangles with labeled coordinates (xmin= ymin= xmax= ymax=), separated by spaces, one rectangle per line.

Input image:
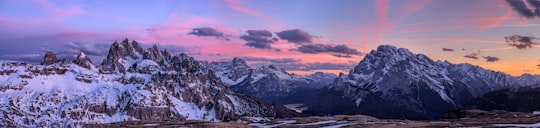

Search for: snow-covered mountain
xmin=209 ymin=58 xmax=336 ymax=101
xmin=327 ymin=45 xmax=521 ymax=119
xmin=514 ymin=74 xmax=540 ymax=86
xmin=0 ymin=39 xmax=296 ymax=127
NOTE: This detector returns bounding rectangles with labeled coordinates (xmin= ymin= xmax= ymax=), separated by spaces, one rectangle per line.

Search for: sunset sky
xmin=0 ymin=0 xmax=539 ymax=76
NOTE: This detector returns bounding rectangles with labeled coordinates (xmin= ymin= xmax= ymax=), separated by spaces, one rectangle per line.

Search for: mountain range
xmin=209 ymin=45 xmax=540 ymax=119
xmin=1 ymin=40 xmax=540 ymax=126
xmin=0 ymin=39 xmax=296 ymax=127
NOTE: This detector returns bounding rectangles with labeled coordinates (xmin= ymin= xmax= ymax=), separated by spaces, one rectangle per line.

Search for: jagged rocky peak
xmin=106 ymin=38 xmax=144 ymax=59
xmin=143 ymin=45 xmax=164 ymax=62
xmin=100 ymin=38 xmax=145 ymax=73
xmin=208 ymin=57 xmax=252 ymax=85
xmin=232 ymin=57 xmax=248 ymax=66
xmin=41 ymin=51 xmax=58 ymax=65
xmin=74 ymin=52 xmax=94 ymax=69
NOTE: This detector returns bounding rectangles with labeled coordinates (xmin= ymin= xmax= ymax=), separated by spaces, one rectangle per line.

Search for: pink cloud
xmin=466 ymin=0 xmax=513 ymax=29
xmin=329 ymin=0 xmax=431 ymax=46
xmin=375 ymin=0 xmax=390 ymax=29
xmin=224 ymin=0 xmax=264 ymax=17
xmin=35 ymin=0 xmax=85 ymax=18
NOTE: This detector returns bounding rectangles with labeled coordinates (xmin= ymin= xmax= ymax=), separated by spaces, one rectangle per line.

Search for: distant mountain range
xmin=1 ymin=40 xmax=540 ymax=127
xmin=209 ymin=45 xmax=540 ymax=120
xmin=208 ymin=58 xmax=336 ymax=101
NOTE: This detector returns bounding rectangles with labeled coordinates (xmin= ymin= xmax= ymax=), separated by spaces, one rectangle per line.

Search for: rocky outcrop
xmin=100 ymin=38 xmax=145 ymax=74
xmin=74 ymin=52 xmax=94 ymax=69
xmin=41 ymin=52 xmax=57 ymax=65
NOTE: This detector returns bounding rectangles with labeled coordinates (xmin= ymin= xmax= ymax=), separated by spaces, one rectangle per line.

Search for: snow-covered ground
xmin=493 ymin=122 xmax=540 ymax=127
xmin=248 ymin=119 xmax=353 ymax=128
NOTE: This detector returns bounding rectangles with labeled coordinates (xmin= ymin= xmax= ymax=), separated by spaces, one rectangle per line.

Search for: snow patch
xmin=298 ymin=120 xmax=337 ymax=126
xmin=493 ymin=122 xmax=540 ymax=127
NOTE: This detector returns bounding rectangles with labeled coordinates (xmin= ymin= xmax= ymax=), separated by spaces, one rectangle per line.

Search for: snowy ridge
xmin=514 ymin=74 xmax=540 ymax=86
xmin=209 ymin=59 xmax=337 ymax=101
xmin=0 ymin=39 xmax=295 ymax=127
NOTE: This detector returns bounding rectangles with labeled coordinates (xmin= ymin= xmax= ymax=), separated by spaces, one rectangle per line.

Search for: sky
xmin=0 ymin=0 xmax=539 ymax=76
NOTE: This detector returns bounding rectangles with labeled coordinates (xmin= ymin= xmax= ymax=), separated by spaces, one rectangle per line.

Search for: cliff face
xmin=0 ymin=39 xmax=296 ymax=127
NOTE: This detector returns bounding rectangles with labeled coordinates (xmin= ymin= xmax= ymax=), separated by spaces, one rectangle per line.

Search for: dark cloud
xmin=505 ymin=35 xmax=539 ymax=49
xmin=240 ymin=56 xmax=299 ymax=63
xmin=297 ymin=43 xmax=361 ymax=55
xmin=442 ymin=48 xmax=455 ymax=52
xmin=529 ymin=0 xmax=540 ymax=8
xmin=505 ymin=0 xmax=540 ymax=19
xmin=246 ymin=30 xmax=273 ymax=37
xmin=332 ymin=54 xmax=354 ymax=58
xmin=188 ymin=27 xmax=229 ymax=40
xmin=524 ymin=69 xmax=534 ymax=73
xmin=463 ymin=53 xmax=480 ymax=60
xmin=483 ymin=56 xmax=500 ymax=62
xmin=276 ymin=29 xmax=313 ymax=44
xmin=240 ymin=30 xmax=279 ymax=51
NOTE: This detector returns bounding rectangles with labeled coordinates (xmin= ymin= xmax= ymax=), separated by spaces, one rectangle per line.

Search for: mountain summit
xmin=322 ymin=45 xmax=521 ymax=119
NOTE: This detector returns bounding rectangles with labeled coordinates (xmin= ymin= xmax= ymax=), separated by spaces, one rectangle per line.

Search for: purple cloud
xmin=188 ymin=27 xmax=230 ymax=40
xmin=276 ymin=29 xmax=313 ymax=44
xmin=505 ymin=0 xmax=540 ymax=19
xmin=296 ymin=43 xmax=361 ymax=55
xmin=240 ymin=56 xmax=299 ymax=63
xmin=240 ymin=30 xmax=279 ymax=51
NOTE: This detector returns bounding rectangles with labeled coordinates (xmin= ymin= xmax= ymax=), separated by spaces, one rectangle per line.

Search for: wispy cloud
xmin=240 ymin=56 xmax=299 ymax=63
xmin=224 ymin=0 xmax=264 ymax=17
xmin=296 ymin=43 xmax=361 ymax=55
xmin=36 ymin=0 xmax=85 ymax=18
xmin=276 ymin=29 xmax=313 ymax=44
